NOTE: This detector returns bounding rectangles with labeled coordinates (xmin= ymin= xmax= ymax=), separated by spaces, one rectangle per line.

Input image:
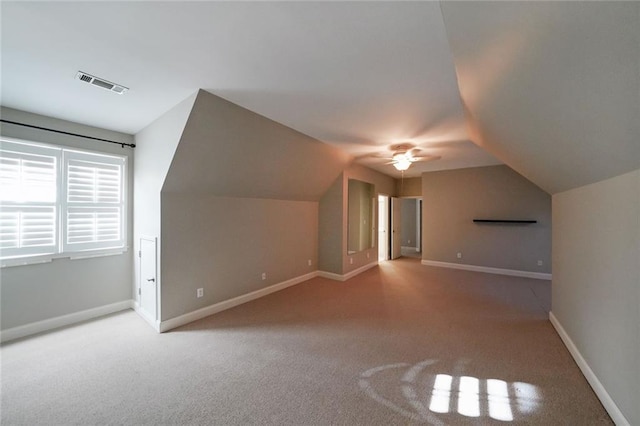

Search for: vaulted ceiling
xmin=2 ymin=1 xmax=638 ymax=192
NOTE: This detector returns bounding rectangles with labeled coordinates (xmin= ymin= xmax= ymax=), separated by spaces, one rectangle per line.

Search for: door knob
xmin=147 ymin=278 xmax=155 ymax=282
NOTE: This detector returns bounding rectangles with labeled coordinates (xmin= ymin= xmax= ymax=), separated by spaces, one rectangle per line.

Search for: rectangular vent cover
xmin=75 ymin=71 xmax=128 ymax=94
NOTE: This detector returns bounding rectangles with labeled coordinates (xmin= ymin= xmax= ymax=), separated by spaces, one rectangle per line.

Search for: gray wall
xmin=318 ymin=164 xmax=396 ymax=276
xmin=396 ymin=177 xmax=421 ymax=197
xmin=347 ymin=179 xmax=374 ymax=253
xmin=343 ymin=164 xmax=396 ymax=274
xmin=0 ymin=107 xmax=133 ymax=330
xmin=401 ymin=198 xmax=417 ymax=248
xmin=552 ymin=169 xmax=640 ymax=425
xmin=161 ymin=194 xmax=317 ymax=320
xmin=422 ymin=165 xmax=551 ymax=273
xmin=318 ymin=174 xmax=344 ymax=274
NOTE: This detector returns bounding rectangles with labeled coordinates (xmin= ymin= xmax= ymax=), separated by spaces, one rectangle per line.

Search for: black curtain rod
xmin=0 ymin=119 xmax=136 ymax=148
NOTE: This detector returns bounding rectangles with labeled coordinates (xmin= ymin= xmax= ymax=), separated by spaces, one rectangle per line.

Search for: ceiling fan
xmin=360 ymin=143 xmax=441 ymax=171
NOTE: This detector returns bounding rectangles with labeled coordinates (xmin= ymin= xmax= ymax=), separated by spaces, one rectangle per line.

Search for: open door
xmin=378 ymin=195 xmax=389 ymax=261
xmin=139 ymin=236 xmax=158 ymax=325
xmin=391 ymin=197 xmax=402 ymax=259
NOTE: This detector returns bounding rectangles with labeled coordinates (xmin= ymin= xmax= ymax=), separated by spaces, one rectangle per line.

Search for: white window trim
xmin=0 ymin=136 xmax=128 ymax=268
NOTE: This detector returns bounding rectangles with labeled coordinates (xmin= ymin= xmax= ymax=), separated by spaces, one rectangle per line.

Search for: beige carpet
xmin=1 ymin=258 xmax=612 ymax=425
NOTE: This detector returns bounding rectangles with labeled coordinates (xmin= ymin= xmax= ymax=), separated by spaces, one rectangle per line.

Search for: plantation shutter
xmin=0 ymin=141 xmax=59 ymax=258
xmin=63 ymin=150 xmax=126 ymax=252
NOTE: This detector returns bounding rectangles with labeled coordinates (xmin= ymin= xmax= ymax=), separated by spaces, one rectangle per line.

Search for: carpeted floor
xmin=1 ymin=258 xmax=612 ymax=425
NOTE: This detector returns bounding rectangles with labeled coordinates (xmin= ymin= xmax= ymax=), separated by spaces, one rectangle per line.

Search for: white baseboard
xmin=318 ymin=261 xmax=378 ymax=282
xmin=0 ymin=300 xmax=133 ymax=343
xmin=159 ymin=271 xmax=318 ymax=333
xmin=421 ymin=259 xmax=551 ymax=280
xmin=549 ymin=312 xmax=630 ymax=426
xmin=133 ymin=301 xmax=160 ymax=332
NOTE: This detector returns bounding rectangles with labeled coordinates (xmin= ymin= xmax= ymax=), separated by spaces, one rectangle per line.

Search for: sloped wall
xmin=160 ymin=90 xmax=351 ymax=321
xmin=163 ymin=90 xmax=351 ymax=199
xmin=441 ymin=2 xmax=640 ymax=194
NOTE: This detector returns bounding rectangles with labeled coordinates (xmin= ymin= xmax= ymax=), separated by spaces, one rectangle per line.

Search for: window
xmin=0 ymin=138 xmax=127 ymax=264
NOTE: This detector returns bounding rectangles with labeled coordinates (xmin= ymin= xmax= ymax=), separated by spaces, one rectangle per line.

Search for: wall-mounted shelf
xmin=473 ymin=219 xmax=537 ymax=224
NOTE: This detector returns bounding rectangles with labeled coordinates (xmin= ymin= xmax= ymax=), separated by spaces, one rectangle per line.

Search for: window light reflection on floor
xmin=359 ymin=361 xmax=543 ymax=423
xmin=427 ymin=375 xmax=539 ymax=421
xmin=458 ymin=376 xmax=481 ymax=417
xmin=487 ymin=379 xmax=513 ymax=421
xmin=428 ymin=374 xmax=452 ymax=413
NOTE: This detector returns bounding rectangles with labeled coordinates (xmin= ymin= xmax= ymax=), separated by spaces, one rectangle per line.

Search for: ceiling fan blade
xmin=355 ymin=152 xmax=389 ymax=160
xmin=411 ymin=155 xmax=441 ymax=162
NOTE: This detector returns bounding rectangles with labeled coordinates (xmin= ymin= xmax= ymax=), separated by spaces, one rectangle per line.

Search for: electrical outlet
xmin=196 ymin=288 xmax=204 ymax=298
xmin=366 ymin=252 xmax=370 ymax=259
xmin=349 ymin=257 xmax=353 ymax=265
xmin=537 ymin=260 xmax=543 ymax=266
xmin=308 ymin=259 xmax=312 ymax=266
xmin=408 ymin=239 xmax=411 ymax=244
xmin=262 ymin=272 xmax=267 ymax=280
xmin=457 ymin=252 xmax=462 ymax=259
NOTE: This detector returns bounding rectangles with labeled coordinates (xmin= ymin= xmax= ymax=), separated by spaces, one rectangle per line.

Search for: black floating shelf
xmin=473 ymin=219 xmax=537 ymax=224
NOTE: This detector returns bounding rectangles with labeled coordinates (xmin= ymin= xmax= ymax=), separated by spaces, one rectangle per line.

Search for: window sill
xmin=1 ymin=247 xmax=129 ymax=268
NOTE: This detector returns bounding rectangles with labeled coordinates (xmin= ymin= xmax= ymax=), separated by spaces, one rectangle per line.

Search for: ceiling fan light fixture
xmin=392 ymin=153 xmax=412 ymax=171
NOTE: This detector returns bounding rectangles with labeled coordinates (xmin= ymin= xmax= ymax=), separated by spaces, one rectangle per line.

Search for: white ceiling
xmin=0 ymin=1 xmax=502 ymax=179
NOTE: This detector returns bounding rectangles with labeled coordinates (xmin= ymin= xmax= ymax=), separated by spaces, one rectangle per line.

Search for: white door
xmin=417 ymin=199 xmax=422 ymax=253
xmin=139 ymin=236 xmax=157 ymax=323
xmin=391 ymin=197 xmax=402 ymax=259
xmin=378 ymin=195 xmax=389 ymax=261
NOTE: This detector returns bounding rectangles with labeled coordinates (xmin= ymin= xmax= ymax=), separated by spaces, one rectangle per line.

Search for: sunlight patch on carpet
xmin=359 ymin=360 xmax=541 ymax=423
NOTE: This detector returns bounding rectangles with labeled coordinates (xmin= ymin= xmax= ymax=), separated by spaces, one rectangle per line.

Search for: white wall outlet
xmin=196 ymin=288 xmax=204 ymax=298
xmin=457 ymin=252 xmax=462 ymax=259
xmin=537 ymin=260 xmax=543 ymax=266
xmin=349 ymin=257 xmax=353 ymax=265
xmin=262 ymin=272 xmax=267 ymax=280
xmin=366 ymin=252 xmax=370 ymax=259
xmin=308 ymin=259 xmax=312 ymax=266
xmin=408 ymin=239 xmax=411 ymax=244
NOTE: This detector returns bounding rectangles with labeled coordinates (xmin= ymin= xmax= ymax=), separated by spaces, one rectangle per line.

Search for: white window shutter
xmin=63 ymin=151 xmax=126 ymax=253
xmin=0 ymin=141 xmax=59 ymax=259
xmin=1 ymin=138 xmax=127 ymax=261
xmin=0 ymin=150 xmax=57 ymax=203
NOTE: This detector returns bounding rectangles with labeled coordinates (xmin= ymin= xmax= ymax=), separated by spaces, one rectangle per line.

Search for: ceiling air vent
xmin=75 ymin=71 xmax=129 ymax=95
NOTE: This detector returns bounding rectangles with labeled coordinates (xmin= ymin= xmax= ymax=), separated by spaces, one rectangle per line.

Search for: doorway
xmin=380 ymin=196 xmax=423 ymax=261
xmin=398 ymin=197 xmax=422 ymax=259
